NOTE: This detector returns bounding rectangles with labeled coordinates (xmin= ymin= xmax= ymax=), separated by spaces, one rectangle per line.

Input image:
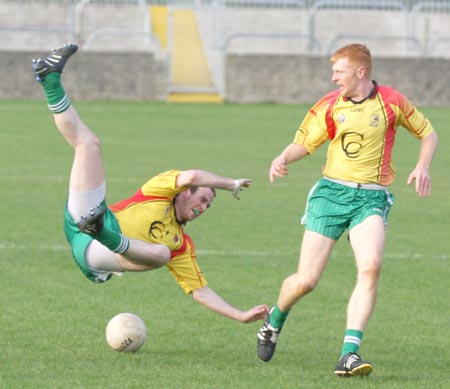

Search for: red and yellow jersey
xmin=293 ymin=83 xmax=435 ymax=185
xmin=109 ymin=170 xmax=207 ymax=294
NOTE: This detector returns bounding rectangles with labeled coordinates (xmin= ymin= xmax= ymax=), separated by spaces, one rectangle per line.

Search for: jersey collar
xmin=345 ymin=80 xmax=378 ymax=104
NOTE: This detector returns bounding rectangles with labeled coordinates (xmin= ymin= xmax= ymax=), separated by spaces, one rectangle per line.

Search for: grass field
xmin=0 ymin=100 xmax=449 ymax=388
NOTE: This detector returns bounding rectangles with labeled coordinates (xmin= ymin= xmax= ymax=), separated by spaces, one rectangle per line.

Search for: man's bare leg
xmin=33 ymin=44 xmax=170 ymax=269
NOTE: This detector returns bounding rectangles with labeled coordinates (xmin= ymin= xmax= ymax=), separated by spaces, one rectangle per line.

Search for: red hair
xmin=331 ymin=43 xmax=372 ymax=78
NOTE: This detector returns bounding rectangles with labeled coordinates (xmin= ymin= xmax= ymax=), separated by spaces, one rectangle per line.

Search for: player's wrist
xmin=232 ymin=179 xmax=241 ymax=199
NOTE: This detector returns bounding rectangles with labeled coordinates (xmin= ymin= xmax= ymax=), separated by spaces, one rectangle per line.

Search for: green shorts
xmin=63 ymin=201 xmax=121 ymax=283
xmin=301 ymin=178 xmax=395 ymax=240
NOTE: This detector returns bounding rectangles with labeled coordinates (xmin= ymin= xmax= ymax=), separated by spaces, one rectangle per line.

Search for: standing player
xmin=32 ymin=44 xmax=268 ymax=327
xmin=256 ymin=43 xmax=438 ymax=376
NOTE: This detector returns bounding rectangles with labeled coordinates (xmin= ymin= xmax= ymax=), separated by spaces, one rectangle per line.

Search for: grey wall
xmin=3 ymin=50 xmax=169 ymax=101
xmin=225 ymin=54 xmax=450 ymax=106
xmin=3 ymin=50 xmax=450 ymax=106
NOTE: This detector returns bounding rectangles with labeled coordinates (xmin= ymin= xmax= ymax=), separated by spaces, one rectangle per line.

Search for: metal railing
xmin=83 ymin=29 xmax=154 ymax=49
xmin=73 ymin=0 xmax=152 ymax=48
xmin=1 ymin=0 xmax=450 ymax=86
xmin=0 ymin=0 xmax=152 ymax=49
xmin=326 ymin=34 xmax=423 ymax=55
xmin=411 ymin=1 xmax=450 ymax=55
xmin=215 ymin=31 xmax=321 ymax=94
xmin=309 ymin=0 xmax=408 ymax=11
xmin=2 ymin=0 xmax=450 ymax=9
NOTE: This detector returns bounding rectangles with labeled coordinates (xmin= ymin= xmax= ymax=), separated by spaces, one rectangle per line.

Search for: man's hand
xmin=407 ymin=166 xmax=432 ymax=197
xmin=269 ymin=144 xmax=309 ymax=183
xmin=239 ymin=305 xmax=270 ymax=323
xmin=232 ymin=178 xmax=252 ymax=200
xmin=269 ymin=155 xmax=288 ymax=183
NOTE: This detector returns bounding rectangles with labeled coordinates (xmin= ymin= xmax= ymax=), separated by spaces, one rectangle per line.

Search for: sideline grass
xmin=0 ymin=101 xmax=449 ymax=388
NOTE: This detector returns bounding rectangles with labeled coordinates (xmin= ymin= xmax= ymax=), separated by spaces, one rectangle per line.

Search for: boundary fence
xmin=1 ymin=0 xmax=449 ymax=98
xmin=1 ymin=0 xmax=449 ymax=55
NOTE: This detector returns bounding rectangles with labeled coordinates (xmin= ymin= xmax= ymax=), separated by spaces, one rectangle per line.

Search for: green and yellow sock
xmin=269 ymin=304 xmax=290 ymax=329
xmin=95 ymin=228 xmax=130 ymax=254
xmin=41 ymin=73 xmax=71 ymax=113
xmin=341 ymin=329 xmax=363 ymax=356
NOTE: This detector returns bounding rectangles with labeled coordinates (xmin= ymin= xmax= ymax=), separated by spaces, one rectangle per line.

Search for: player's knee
xmin=285 ymin=275 xmax=317 ymax=297
xmin=74 ymin=132 xmax=102 ymax=154
xmin=358 ymin=263 xmax=382 ymax=285
xmin=297 ymin=279 xmax=317 ymax=295
xmin=88 ymin=132 xmax=102 ymax=150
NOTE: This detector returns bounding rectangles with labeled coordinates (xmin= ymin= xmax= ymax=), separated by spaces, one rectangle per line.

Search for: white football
xmin=105 ymin=312 xmax=147 ymax=352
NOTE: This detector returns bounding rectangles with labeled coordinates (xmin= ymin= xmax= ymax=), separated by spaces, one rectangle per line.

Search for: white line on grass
xmin=197 ymin=250 xmax=449 ymax=260
xmin=1 ymin=175 xmax=430 ymax=194
xmin=0 ymin=175 xmax=144 ymax=184
xmin=0 ymin=242 xmax=68 ymax=251
xmin=1 ymin=242 xmax=447 ymax=260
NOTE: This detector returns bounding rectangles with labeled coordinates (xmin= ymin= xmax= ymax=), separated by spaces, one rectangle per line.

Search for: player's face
xmin=331 ymin=58 xmax=361 ymax=98
xmin=178 ymin=187 xmax=215 ymax=222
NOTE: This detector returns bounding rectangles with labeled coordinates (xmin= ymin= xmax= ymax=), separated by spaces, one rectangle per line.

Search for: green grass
xmin=0 ymin=101 xmax=449 ymax=388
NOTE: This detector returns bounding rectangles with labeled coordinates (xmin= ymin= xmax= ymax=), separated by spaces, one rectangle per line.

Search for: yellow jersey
xmin=110 ymin=170 xmax=207 ymax=293
xmin=294 ymin=83 xmax=435 ymax=185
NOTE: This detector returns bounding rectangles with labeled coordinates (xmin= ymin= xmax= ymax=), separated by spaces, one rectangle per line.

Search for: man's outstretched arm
xmin=176 ymin=169 xmax=251 ymax=199
xmin=191 ymin=286 xmax=269 ymax=323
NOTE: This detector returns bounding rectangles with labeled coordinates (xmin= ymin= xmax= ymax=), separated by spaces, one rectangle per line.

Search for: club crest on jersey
xmin=338 ymin=113 xmax=346 ymax=124
xmin=370 ymin=114 xmax=380 ymax=127
xmin=149 ymin=220 xmax=169 ymax=239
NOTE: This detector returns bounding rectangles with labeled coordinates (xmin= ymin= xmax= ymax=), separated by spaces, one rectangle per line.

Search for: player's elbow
xmin=177 ymin=170 xmax=199 ymax=188
xmin=191 ymin=286 xmax=210 ymax=304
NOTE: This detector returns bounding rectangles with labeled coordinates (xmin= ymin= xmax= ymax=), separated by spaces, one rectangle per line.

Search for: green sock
xmin=95 ymin=228 xmax=130 ymax=254
xmin=341 ymin=329 xmax=363 ymax=357
xmin=41 ymin=73 xmax=71 ymax=113
xmin=269 ymin=304 xmax=290 ymax=329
